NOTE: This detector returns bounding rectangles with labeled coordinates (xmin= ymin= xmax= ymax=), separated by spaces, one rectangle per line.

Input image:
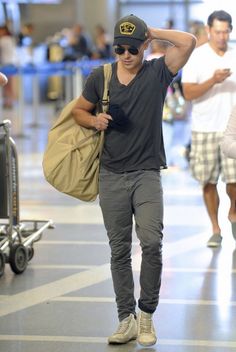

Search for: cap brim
xmin=113 ymin=37 xmax=144 ymax=48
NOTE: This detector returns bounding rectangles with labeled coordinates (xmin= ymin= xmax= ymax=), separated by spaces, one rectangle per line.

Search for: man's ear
xmin=143 ymin=40 xmax=150 ymax=50
xmin=206 ymin=25 xmax=210 ymax=36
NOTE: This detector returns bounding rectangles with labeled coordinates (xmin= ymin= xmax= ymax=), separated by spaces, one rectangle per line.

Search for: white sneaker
xmin=108 ymin=313 xmax=137 ymax=344
xmin=137 ymin=311 xmax=157 ymax=346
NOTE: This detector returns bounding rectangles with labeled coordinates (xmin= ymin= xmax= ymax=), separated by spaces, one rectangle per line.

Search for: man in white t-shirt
xmin=182 ymin=10 xmax=236 ymax=247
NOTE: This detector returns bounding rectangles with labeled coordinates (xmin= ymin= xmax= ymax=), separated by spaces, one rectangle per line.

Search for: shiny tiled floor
xmin=0 ymin=104 xmax=236 ymax=352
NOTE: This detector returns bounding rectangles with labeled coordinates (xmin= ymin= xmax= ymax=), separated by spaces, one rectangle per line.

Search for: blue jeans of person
xmin=99 ymin=167 xmax=163 ymax=321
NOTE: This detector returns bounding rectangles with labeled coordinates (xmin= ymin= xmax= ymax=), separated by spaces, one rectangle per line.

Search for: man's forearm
xmin=72 ymin=108 xmax=96 ymax=129
xmin=182 ymin=78 xmax=215 ymax=100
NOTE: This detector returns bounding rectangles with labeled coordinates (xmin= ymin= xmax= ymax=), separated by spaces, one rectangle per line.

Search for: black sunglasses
xmin=114 ymin=46 xmax=139 ymax=55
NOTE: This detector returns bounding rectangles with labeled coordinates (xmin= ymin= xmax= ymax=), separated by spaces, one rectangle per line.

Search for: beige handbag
xmin=42 ymin=63 xmax=112 ymax=201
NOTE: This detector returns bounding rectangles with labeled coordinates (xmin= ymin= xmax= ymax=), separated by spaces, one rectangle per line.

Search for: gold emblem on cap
xmin=120 ymin=22 xmax=136 ymax=35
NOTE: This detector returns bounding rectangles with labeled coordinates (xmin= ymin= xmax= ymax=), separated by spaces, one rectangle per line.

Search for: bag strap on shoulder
xmin=101 ymin=63 xmax=112 ymax=113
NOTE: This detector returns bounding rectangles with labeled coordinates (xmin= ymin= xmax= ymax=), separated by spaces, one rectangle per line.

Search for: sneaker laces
xmin=115 ymin=317 xmax=130 ymax=335
xmin=139 ymin=313 xmax=152 ymax=334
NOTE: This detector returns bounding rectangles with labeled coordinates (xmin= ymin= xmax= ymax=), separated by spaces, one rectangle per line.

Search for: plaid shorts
xmin=190 ymin=131 xmax=236 ymax=185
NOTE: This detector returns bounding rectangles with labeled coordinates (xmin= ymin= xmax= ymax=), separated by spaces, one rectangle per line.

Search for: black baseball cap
xmin=113 ymin=14 xmax=148 ymax=48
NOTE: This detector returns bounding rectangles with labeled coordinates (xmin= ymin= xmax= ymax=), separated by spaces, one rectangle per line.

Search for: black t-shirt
xmin=82 ymin=57 xmax=175 ymax=172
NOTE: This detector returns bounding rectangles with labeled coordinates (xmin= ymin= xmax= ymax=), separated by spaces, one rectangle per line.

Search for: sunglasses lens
xmin=114 ymin=47 xmax=125 ymax=55
xmin=128 ymin=47 xmax=139 ymax=55
xmin=114 ymin=46 xmax=139 ymax=55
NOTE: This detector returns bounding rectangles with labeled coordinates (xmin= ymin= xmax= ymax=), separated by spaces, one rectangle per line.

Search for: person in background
xmin=72 ymin=14 xmax=196 ymax=347
xmin=0 ymin=25 xmax=17 ymax=109
xmin=165 ymin=18 xmax=175 ymax=29
xmin=146 ymin=40 xmax=175 ymax=160
xmin=222 ymin=105 xmax=236 ymax=160
xmin=189 ymin=20 xmax=208 ymax=47
xmin=18 ymin=23 xmax=34 ymax=47
xmin=184 ymin=20 xmax=208 ymax=162
xmin=146 ymin=38 xmax=170 ymax=60
xmin=93 ymin=24 xmax=112 ymax=59
xmin=182 ymin=10 xmax=236 ymax=247
xmin=17 ymin=23 xmax=35 ymax=64
xmin=222 ymin=105 xmax=236 ymax=240
xmin=69 ymin=24 xmax=92 ymax=60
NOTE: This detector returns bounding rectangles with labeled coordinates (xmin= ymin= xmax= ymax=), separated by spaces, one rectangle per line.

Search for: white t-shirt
xmin=181 ymin=43 xmax=236 ymax=132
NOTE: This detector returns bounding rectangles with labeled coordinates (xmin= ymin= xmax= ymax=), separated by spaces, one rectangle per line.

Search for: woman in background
xmin=0 ymin=25 xmax=17 ymax=108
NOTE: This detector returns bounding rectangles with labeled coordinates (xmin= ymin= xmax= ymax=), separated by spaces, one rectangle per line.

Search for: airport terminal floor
xmin=0 ymin=103 xmax=236 ymax=352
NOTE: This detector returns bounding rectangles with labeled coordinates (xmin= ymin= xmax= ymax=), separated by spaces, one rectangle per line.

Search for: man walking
xmin=72 ymin=14 xmax=196 ymax=346
xmin=182 ymin=10 xmax=236 ymax=247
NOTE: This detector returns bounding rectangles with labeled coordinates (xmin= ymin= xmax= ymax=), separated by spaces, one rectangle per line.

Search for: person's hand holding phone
xmin=213 ymin=68 xmax=232 ymax=84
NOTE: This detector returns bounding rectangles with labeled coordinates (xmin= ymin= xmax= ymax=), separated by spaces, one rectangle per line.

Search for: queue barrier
xmin=0 ymin=59 xmax=113 ymax=136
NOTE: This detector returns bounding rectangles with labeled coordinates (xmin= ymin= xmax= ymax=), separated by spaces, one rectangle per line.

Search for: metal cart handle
xmin=0 ymin=120 xmax=11 ymax=128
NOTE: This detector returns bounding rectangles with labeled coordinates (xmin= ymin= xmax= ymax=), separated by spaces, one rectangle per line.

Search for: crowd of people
xmin=0 ymin=21 xmax=114 ymax=107
xmin=47 ymin=23 xmax=113 ymax=61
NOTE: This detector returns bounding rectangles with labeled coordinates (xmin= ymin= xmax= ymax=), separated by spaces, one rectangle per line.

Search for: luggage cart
xmin=0 ymin=120 xmax=54 ymax=276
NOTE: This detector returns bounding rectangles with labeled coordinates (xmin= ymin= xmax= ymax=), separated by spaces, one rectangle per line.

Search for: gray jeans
xmin=99 ymin=167 xmax=163 ymax=321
